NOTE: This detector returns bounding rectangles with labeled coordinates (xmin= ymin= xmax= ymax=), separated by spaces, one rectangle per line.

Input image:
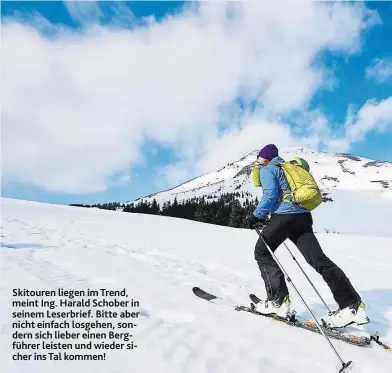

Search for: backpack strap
xmin=274 ymin=162 xmax=294 ymax=204
xmin=280 ymin=190 xmax=293 ymax=203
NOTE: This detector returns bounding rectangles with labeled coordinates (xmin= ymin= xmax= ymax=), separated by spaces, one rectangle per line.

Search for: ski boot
xmin=324 ymin=300 xmax=370 ymax=329
xmin=253 ymin=295 xmax=291 ymax=319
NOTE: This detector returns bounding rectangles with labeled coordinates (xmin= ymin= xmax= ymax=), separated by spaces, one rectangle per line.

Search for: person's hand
xmin=247 ymin=214 xmax=267 ymax=229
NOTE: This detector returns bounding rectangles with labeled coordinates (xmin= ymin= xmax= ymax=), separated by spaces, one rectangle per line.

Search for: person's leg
xmin=289 ymin=213 xmax=360 ymax=309
xmin=254 ymin=214 xmax=292 ymax=302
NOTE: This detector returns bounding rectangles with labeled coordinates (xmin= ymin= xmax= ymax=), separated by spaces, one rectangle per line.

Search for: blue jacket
xmin=253 ymin=156 xmax=308 ymax=219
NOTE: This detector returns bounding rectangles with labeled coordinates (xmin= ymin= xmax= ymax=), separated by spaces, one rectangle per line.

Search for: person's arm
xmin=253 ymin=167 xmax=278 ymax=219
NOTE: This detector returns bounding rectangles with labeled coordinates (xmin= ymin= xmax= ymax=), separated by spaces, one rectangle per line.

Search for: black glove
xmin=247 ymin=214 xmax=267 ymax=229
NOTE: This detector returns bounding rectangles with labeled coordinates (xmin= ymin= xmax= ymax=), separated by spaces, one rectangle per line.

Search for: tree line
xmin=70 ymin=192 xmax=259 ymax=229
xmin=70 ymin=202 xmax=123 ymax=210
xmin=70 ymin=190 xmax=333 ymax=229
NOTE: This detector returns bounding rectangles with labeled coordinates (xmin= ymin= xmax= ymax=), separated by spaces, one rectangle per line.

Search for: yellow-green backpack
xmin=277 ymin=162 xmax=322 ymax=211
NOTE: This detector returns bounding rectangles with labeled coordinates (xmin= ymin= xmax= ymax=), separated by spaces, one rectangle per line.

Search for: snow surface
xmin=1 ymin=198 xmax=392 ymax=373
xmin=129 ymin=147 xmax=392 ymax=237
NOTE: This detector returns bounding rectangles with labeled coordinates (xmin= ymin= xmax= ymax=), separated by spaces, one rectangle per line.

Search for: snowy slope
xmin=129 ymin=147 xmax=392 ymax=237
xmin=1 ymin=198 xmax=392 ymax=373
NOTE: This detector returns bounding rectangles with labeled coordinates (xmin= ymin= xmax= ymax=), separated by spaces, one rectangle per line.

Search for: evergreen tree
xmin=215 ymin=204 xmax=228 ymax=226
xmin=151 ymin=199 xmax=160 ymax=215
xmin=195 ymin=197 xmax=208 ymax=222
xmin=229 ymin=199 xmax=244 ymax=228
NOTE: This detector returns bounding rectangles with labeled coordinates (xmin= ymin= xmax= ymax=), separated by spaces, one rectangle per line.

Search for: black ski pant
xmin=254 ymin=212 xmax=360 ymax=310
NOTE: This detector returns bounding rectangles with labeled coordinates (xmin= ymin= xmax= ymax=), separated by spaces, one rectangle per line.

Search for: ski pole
xmin=281 ymin=241 xmax=331 ymax=313
xmin=254 ymin=225 xmax=352 ymax=373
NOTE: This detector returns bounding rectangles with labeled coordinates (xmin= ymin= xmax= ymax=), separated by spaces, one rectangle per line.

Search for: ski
xmin=369 ymin=334 xmax=392 ymax=352
xmin=192 ymin=287 xmax=383 ymax=348
xmin=248 ymin=293 xmax=371 ymax=347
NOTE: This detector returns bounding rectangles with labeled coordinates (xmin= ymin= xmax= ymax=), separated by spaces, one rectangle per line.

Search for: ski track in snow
xmin=1 ymin=198 xmax=392 ymax=373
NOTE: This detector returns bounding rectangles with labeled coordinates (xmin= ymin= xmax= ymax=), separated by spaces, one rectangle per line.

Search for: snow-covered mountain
xmin=130 ymin=147 xmax=392 ymax=237
xmin=2 ymin=198 xmax=392 ymax=373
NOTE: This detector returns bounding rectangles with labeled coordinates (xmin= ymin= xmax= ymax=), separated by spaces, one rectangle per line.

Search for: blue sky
xmin=2 ymin=1 xmax=392 ymax=205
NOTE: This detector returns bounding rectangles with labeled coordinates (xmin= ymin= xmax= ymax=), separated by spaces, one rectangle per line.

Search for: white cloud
xmin=325 ymin=97 xmax=392 ymax=152
xmin=157 ymin=165 xmax=191 ymax=190
xmin=346 ymin=97 xmax=392 ymax=141
xmin=197 ymin=113 xmax=298 ymax=175
xmin=366 ymin=58 xmax=392 ymax=83
xmin=63 ymin=1 xmax=103 ymax=26
xmin=156 ymin=113 xmax=299 ymax=188
xmin=2 ymin=1 xmax=381 ymax=193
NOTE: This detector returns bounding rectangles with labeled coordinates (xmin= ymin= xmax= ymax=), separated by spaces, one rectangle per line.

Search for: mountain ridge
xmin=130 ymin=147 xmax=392 ymax=204
xmin=125 ymin=147 xmax=392 ymax=237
